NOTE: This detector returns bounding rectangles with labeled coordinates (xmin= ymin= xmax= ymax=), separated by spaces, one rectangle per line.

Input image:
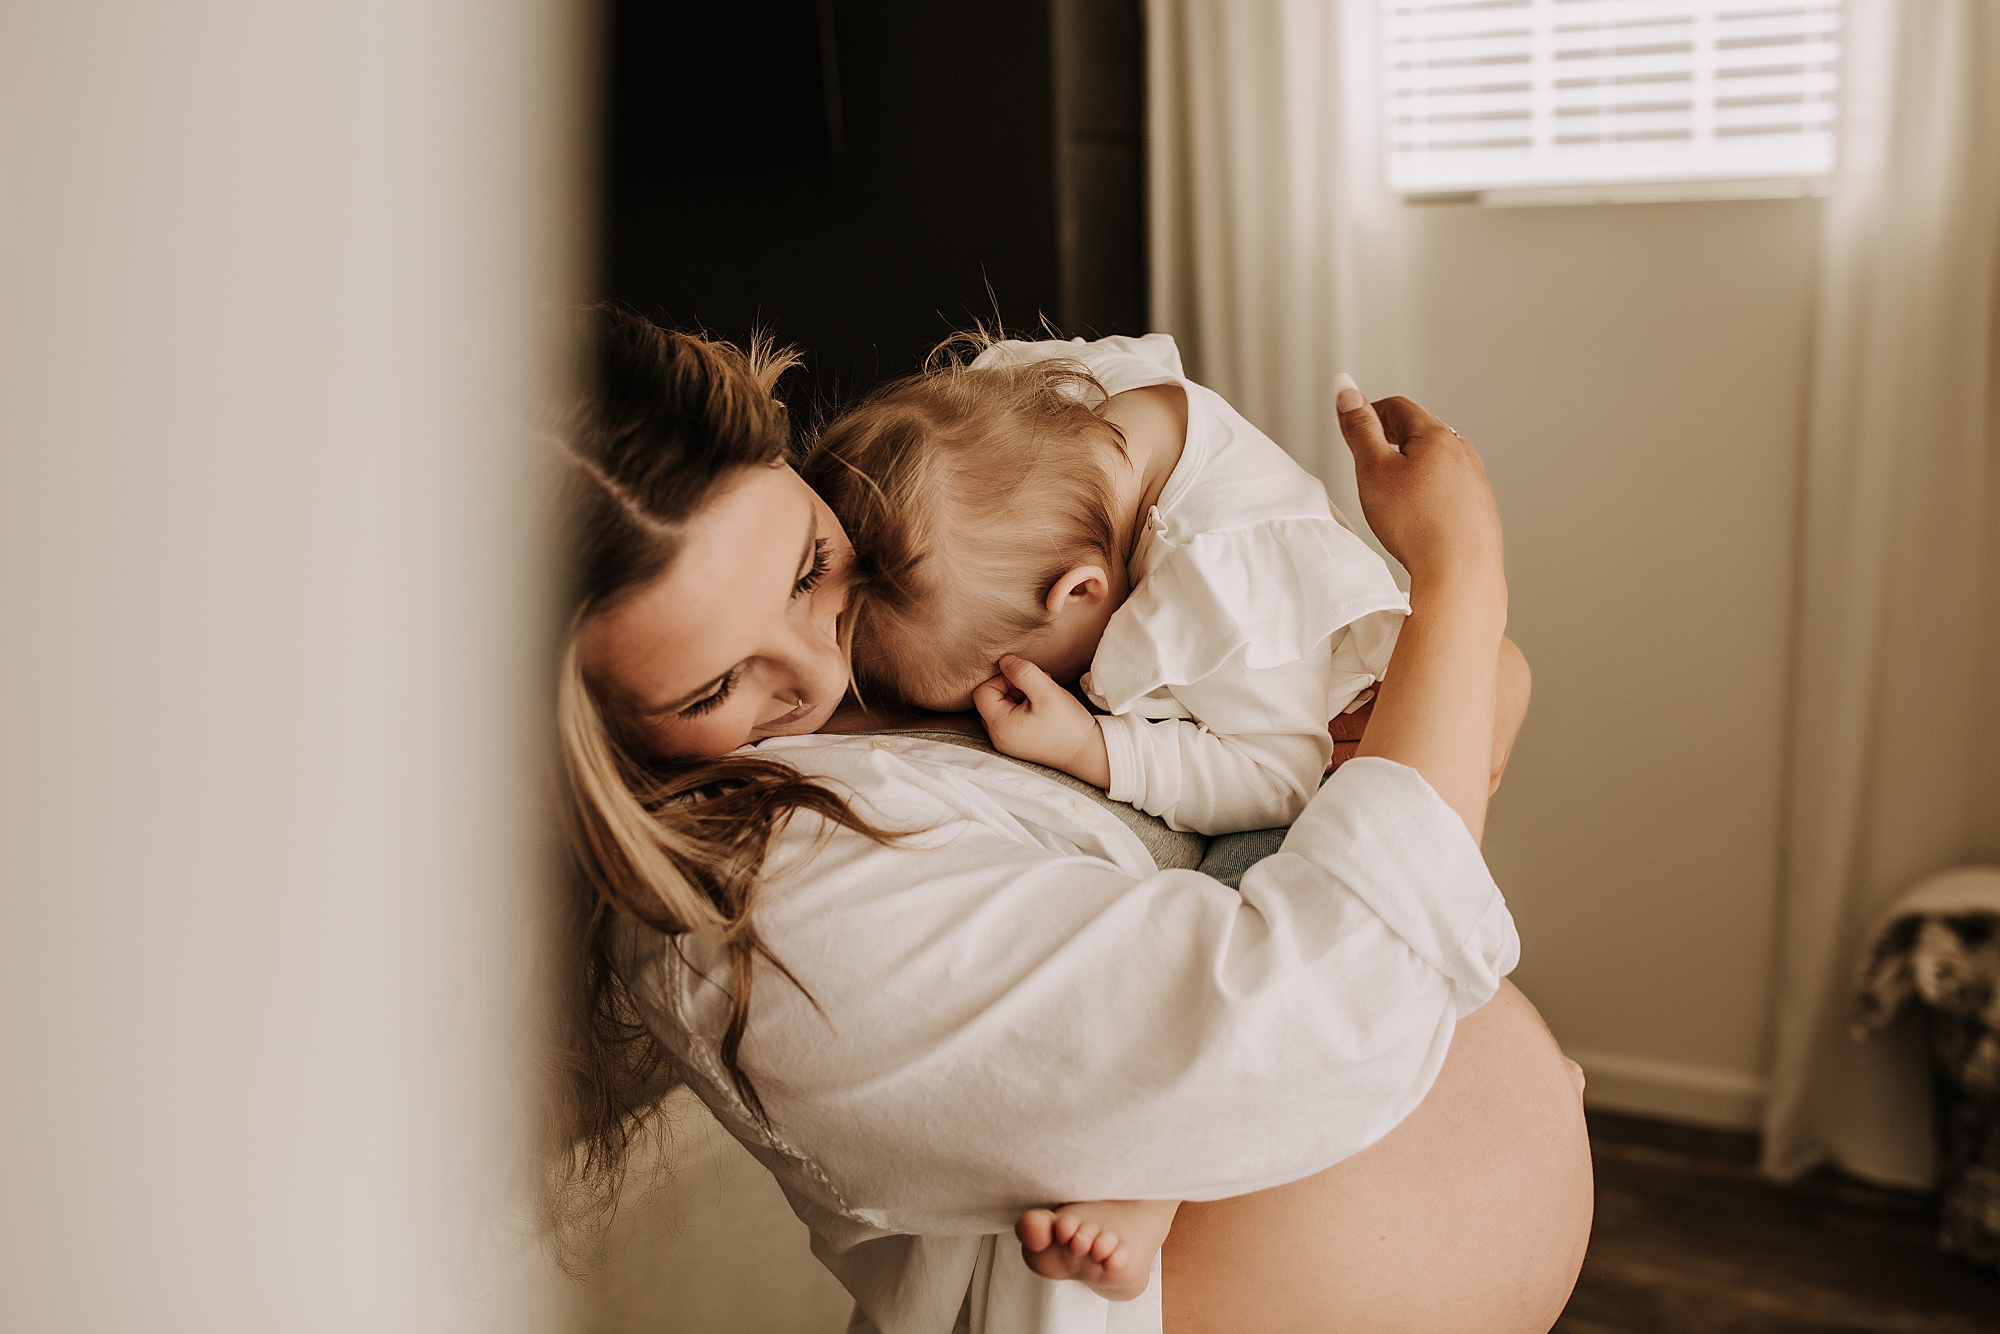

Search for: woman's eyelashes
xmin=793 ymin=538 xmax=831 ymax=597
xmin=677 ymin=665 xmax=741 ymax=719
xmin=675 ymin=540 xmax=829 ymax=723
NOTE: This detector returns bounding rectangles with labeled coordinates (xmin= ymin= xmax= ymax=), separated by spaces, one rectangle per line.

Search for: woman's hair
xmin=803 ymin=338 xmax=1128 ymax=707
xmin=547 ymin=304 xmax=888 ymax=1252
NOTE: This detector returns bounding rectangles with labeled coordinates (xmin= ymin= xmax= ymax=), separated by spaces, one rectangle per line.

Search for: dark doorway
xmin=600 ymin=1 xmax=1146 ymax=414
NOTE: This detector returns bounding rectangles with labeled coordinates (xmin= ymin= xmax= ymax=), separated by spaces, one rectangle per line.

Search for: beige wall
xmin=577 ymin=1091 xmax=854 ymax=1334
xmin=1392 ymin=198 xmax=1823 ymax=1126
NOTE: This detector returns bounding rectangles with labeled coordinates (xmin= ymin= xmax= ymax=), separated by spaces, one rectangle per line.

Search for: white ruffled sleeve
xmin=1097 ymin=651 xmax=1339 ymax=833
xmin=1087 ymin=517 xmax=1409 ymax=834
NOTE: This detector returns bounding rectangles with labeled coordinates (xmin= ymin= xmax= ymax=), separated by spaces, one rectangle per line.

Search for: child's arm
xmin=975 ymin=653 xmax=1336 ymax=835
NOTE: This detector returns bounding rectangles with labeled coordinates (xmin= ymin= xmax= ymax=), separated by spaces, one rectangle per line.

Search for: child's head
xmin=805 ymin=353 xmax=1132 ymax=711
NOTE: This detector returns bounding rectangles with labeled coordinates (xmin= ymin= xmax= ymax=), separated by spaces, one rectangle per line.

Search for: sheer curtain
xmin=1761 ymin=0 xmax=2000 ymax=1186
xmin=1145 ymin=0 xmax=1400 ymax=545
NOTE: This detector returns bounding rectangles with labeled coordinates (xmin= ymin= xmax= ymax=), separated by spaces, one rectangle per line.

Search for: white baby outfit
xmin=970 ymin=334 xmax=1409 ymax=835
xmin=617 ymin=738 xmax=1517 ymax=1334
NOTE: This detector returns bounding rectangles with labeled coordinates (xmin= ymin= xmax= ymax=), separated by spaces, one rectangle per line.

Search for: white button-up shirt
xmin=617 ymin=738 xmax=1518 ymax=1334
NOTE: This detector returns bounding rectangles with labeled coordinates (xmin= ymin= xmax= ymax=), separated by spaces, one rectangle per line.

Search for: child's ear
xmin=1044 ymin=565 xmax=1111 ymax=616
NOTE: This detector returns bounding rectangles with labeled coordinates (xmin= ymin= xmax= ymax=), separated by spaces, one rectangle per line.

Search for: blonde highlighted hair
xmin=548 ymin=305 xmax=889 ymax=1252
xmin=803 ymin=337 xmax=1128 ymax=707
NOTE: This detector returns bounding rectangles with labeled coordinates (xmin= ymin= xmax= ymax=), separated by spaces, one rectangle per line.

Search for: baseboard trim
xmin=1565 ymin=1047 xmax=1766 ymax=1131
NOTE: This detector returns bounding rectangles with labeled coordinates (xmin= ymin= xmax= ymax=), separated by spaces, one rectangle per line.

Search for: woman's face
xmin=578 ymin=463 xmax=856 ymax=759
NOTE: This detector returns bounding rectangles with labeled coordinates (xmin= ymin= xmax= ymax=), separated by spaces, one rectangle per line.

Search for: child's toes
xmin=1087 ymin=1230 xmax=1122 ymax=1264
xmin=1050 ymin=1213 xmax=1080 ymax=1246
xmin=1014 ymin=1208 xmax=1057 ymax=1252
xmin=1065 ymin=1221 xmax=1101 ymax=1256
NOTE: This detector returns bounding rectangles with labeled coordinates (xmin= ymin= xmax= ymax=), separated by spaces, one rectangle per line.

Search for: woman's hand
xmin=1328 ymin=698 xmax=1373 ymax=771
xmin=1336 ymin=377 xmax=1504 ymax=595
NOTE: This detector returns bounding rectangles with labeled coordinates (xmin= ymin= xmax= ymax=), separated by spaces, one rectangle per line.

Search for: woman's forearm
xmin=1355 ymin=573 xmax=1508 ymax=842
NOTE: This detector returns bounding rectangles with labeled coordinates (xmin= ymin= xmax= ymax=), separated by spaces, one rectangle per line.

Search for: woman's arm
xmin=1337 ymin=385 xmax=1509 ymax=842
xmin=1333 ymin=635 xmax=1529 ymax=800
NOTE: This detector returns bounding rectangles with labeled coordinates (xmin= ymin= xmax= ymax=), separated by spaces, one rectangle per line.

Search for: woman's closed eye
xmin=794 ymin=537 xmax=831 ymax=597
xmin=673 ymin=539 xmax=826 ymax=721
xmin=677 ymin=665 xmax=742 ymax=719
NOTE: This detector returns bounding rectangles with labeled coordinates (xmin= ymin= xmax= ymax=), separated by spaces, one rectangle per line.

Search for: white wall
xmin=1 ymin=4 xmax=588 ymax=1330
xmin=1393 ymin=198 xmax=1823 ymax=1127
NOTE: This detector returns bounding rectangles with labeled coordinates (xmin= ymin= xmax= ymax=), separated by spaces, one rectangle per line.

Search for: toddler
xmin=806 ymin=332 xmax=1411 ymax=1300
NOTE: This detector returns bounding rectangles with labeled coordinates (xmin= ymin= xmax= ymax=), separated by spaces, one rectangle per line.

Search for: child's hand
xmin=973 ymin=655 xmax=1112 ymax=790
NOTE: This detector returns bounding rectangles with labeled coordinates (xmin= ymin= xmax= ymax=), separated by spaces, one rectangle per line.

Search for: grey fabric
xmin=881 ymin=728 xmax=1209 ymax=872
xmin=1197 ymin=827 xmax=1290 ymax=890
xmin=1195 ymin=769 xmax=1341 ymax=888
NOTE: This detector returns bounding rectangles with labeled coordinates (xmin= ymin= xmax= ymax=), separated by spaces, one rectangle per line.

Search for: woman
xmin=554 ymin=307 xmax=1592 ymax=1332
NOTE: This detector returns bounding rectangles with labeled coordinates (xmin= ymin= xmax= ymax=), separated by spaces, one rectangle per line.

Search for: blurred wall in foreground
xmin=1 ymin=4 xmax=587 ymax=1330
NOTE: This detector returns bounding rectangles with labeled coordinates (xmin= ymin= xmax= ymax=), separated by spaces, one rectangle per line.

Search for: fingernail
xmin=1334 ymin=372 xmax=1363 ymax=412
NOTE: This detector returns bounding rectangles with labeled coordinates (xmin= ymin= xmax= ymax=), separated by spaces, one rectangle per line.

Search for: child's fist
xmin=972 ymin=655 xmax=1112 ymax=789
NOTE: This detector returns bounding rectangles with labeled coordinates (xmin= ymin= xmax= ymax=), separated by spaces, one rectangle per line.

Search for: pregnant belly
xmin=1162 ymin=980 xmax=1593 ymax=1334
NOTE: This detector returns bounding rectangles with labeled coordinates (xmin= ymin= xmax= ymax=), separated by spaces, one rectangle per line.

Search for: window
xmin=1380 ymin=0 xmax=1843 ymax=201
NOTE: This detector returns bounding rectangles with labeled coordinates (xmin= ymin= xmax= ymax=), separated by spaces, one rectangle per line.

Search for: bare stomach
xmin=1162 ymin=980 xmax=1594 ymax=1333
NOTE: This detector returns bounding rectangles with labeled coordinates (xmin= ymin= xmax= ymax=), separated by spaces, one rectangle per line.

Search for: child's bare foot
xmin=1014 ymin=1198 xmax=1179 ymax=1301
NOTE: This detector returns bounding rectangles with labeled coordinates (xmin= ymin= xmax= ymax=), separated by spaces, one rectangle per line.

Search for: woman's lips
xmin=764 ymin=699 xmax=814 ymax=729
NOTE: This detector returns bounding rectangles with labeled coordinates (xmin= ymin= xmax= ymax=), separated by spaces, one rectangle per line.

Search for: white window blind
xmin=1381 ymin=0 xmax=1843 ymax=195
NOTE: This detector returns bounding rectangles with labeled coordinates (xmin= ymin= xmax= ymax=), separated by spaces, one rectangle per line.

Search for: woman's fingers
xmin=1329 ymin=698 xmax=1373 ymax=745
xmin=1335 ymin=373 xmax=1396 ymax=468
xmin=1372 ymin=394 xmax=1452 ymax=451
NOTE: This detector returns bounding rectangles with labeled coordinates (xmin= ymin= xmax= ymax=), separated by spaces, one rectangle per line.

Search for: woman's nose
xmin=771 ymin=582 xmax=849 ymax=680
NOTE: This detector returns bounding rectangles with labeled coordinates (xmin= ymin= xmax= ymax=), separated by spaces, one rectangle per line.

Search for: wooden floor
xmin=1557 ymin=1113 xmax=2000 ymax=1333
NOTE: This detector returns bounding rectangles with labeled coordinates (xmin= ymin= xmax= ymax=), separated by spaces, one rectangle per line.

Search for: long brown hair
xmin=546 ymin=304 xmax=887 ymax=1249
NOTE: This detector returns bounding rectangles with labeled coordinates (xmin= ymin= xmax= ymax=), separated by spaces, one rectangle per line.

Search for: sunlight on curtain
xmin=1762 ymin=0 xmax=2000 ymax=1187
xmin=1146 ymin=0 xmax=1405 ymax=570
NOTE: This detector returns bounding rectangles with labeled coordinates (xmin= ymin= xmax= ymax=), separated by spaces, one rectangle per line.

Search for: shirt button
xmin=870 ymin=736 xmax=900 ymax=751
xmin=1071 ymin=797 xmax=1099 ymax=819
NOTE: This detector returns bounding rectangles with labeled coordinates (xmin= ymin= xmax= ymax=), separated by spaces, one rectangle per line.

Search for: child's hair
xmin=803 ymin=341 xmax=1129 ymax=707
